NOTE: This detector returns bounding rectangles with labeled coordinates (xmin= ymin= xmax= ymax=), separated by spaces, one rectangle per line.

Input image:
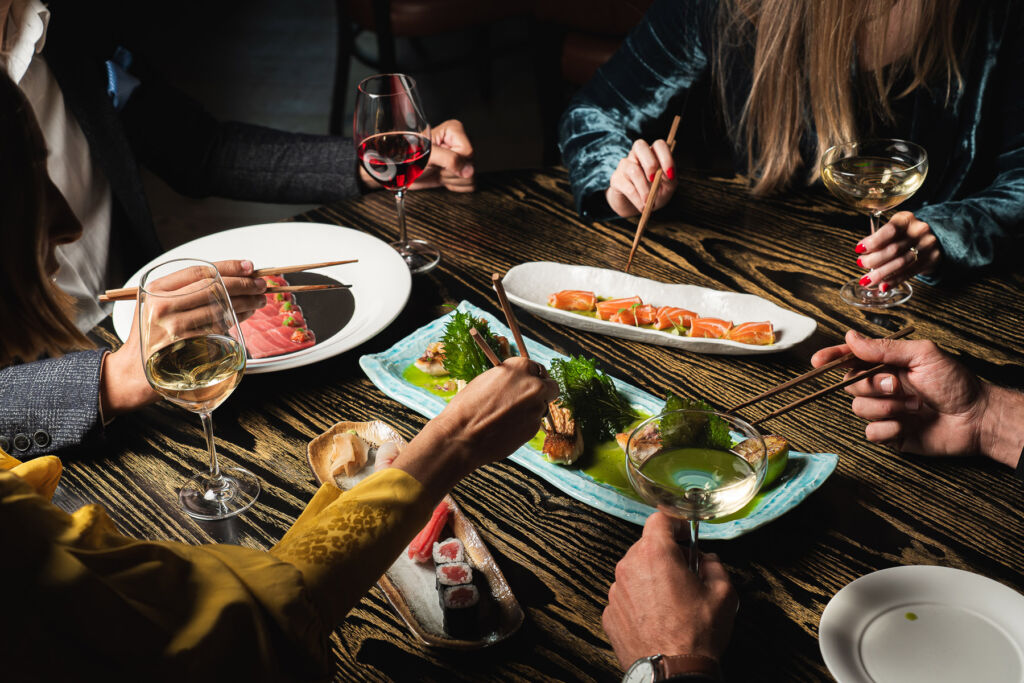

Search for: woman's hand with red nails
xmin=606 ymin=139 xmax=678 ymax=217
xmin=855 ymin=211 xmax=942 ymax=287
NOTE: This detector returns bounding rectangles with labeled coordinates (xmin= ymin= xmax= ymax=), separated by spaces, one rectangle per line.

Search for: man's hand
xmin=603 ymin=512 xmax=737 ymax=670
xmin=411 ymin=119 xmax=475 ymax=192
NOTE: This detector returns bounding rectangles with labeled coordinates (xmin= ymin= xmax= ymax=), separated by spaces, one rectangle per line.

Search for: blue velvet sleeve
xmin=916 ymin=6 xmax=1024 ymax=281
xmin=558 ymin=0 xmax=717 ymax=219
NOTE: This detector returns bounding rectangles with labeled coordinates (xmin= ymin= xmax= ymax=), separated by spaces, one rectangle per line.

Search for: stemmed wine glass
xmin=138 ymin=258 xmax=259 ymax=520
xmin=354 ymin=73 xmax=439 ymax=274
xmin=820 ymin=139 xmax=928 ymax=308
xmin=626 ymin=409 xmax=767 ymax=574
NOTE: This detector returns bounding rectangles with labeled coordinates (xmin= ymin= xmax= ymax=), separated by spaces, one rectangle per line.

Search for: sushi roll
xmin=436 ymin=562 xmax=473 ymax=587
xmin=432 ymin=537 xmax=465 ymax=565
xmin=438 ymin=583 xmax=480 ymax=639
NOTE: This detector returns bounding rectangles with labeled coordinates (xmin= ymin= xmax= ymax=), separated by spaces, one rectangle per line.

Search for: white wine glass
xmin=626 ymin=409 xmax=767 ymax=575
xmin=821 ymin=139 xmax=928 ymax=308
xmin=353 ymin=73 xmax=439 ymax=274
xmin=138 ymin=258 xmax=259 ymax=520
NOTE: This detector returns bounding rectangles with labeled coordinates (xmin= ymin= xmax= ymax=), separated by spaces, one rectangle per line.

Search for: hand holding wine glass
xmin=354 ymin=73 xmax=440 ymax=274
xmin=854 ymin=211 xmax=942 ymax=290
xmin=139 ymin=258 xmax=259 ymax=520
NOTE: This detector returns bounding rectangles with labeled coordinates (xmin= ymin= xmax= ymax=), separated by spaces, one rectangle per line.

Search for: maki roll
xmin=436 ymin=562 xmax=473 ymax=587
xmin=432 ymin=537 xmax=465 ymax=565
xmin=438 ymin=583 xmax=480 ymax=638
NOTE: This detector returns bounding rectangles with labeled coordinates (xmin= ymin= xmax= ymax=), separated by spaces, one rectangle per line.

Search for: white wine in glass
xmin=821 ymin=139 xmax=928 ymax=308
xmin=139 ymin=258 xmax=259 ymax=520
xmin=626 ymin=409 xmax=767 ymax=575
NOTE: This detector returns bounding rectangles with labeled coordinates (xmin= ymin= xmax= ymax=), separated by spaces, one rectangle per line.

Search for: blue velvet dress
xmin=558 ymin=0 xmax=1024 ymax=280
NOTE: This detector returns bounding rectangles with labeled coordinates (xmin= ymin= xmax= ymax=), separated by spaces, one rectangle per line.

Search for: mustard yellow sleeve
xmin=270 ymin=468 xmax=436 ymax=627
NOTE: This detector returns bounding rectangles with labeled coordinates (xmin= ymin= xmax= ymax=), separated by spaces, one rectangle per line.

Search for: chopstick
xmin=749 ymin=363 xmax=887 ymax=426
xmin=469 ymin=327 xmax=503 ymax=367
xmin=98 ymin=259 xmax=358 ymax=302
xmin=99 ymin=282 xmax=350 ymax=303
xmin=491 ymin=273 xmax=530 ymax=359
xmin=624 ymin=114 xmax=681 ymax=273
xmin=727 ymin=325 xmax=915 ymax=413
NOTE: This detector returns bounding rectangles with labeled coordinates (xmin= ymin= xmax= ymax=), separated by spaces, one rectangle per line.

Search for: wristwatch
xmin=622 ymin=653 xmax=722 ymax=682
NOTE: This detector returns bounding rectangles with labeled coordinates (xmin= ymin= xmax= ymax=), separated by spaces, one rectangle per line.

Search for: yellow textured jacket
xmin=0 ymin=450 xmax=433 ymax=681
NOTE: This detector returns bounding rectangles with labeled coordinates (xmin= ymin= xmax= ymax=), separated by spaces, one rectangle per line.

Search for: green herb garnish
xmin=661 ymin=392 xmax=731 ymax=449
xmin=440 ymin=310 xmax=504 ymax=382
xmin=549 ymin=356 xmax=638 ymax=442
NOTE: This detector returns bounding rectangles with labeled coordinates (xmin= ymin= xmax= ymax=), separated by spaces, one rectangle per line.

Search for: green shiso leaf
xmin=661 ymin=392 xmax=731 ymax=450
xmin=441 ymin=310 xmax=503 ymax=382
xmin=548 ymin=356 xmax=638 ymax=442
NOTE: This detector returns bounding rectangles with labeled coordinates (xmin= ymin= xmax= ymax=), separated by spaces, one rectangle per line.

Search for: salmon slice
xmin=689 ymin=318 xmax=732 ymax=339
xmin=727 ymin=321 xmax=775 ymax=345
xmin=609 ymin=309 xmax=638 ymax=326
xmin=596 ymin=296 xmax=642 ymax=320
xmin=547 ymin=290 xmax=597 ymax=311
xmin=635 ymin=304 xmax=656 ymax=326
xmin=654 ymin=306 xmax=697 ymax=330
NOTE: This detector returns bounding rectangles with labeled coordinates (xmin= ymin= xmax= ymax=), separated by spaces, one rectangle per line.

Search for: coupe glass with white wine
xmin=626 ymin=409 xmax=767 ymax=574
xmin=139 ymin=258 xmax=259 ymax=520
xmin=820 ymin=139 xmax=928 ymax=308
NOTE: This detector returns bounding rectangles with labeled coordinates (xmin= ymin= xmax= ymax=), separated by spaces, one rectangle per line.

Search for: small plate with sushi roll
xmin=307 ymin=419 xmax=525 ymax=649
xmin=501 ymin=261 xmax=816 ymax=355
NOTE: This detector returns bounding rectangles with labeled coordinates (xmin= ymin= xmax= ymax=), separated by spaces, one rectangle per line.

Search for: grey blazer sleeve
xmin=0 ymin=350 xmax=106 ymax=458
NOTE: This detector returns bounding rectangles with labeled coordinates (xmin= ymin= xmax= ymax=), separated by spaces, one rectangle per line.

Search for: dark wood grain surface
xmin=57 ymin=168 xmax=1024 ymax=681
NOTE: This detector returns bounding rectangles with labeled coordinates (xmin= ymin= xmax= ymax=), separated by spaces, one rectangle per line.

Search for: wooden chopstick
xmin=99 ymin=282 xmax=349 ymax=303
xmin=469 ymin=327 xmax=503 ymax=367
xmin=624 ymin=114 xmax=681 ymax=273
xmin=252 ymin=259 xmax=358 ymax=277
xmin=750 ymin=363 xmax=887 ymax=426
xmin=727 ymin=325 xmax=915 ymax=413
xmin=491 ymin=273 xmax=530 ymax=360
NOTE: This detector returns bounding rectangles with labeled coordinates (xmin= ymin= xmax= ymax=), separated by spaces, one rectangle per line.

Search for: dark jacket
xmin=558 ymin=0 xmax=1024 ymax=281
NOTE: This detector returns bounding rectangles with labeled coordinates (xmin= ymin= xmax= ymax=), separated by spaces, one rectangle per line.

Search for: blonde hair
xmin=0 ymin=74 xmax=91 ymax=365
xmin=715 ymin=0 xmax=971 ymax=195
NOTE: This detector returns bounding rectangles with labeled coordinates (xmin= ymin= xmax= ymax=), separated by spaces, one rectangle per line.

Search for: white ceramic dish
xmin=501 ymin=261 xmax=817 ymax=355
xmin=112 ymin=222 xmax=411 ymax=373
xmin=819 ymin=565 xmax=1024 ymax=683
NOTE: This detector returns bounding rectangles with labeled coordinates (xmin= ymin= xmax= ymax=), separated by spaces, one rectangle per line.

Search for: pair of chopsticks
xmin=98 ymin=259 xmax=357 ymax=302
xmin=728 ymin=325 xmax=915 ymax=425
xmin=624 ymin=115 xmax=681 ymax=273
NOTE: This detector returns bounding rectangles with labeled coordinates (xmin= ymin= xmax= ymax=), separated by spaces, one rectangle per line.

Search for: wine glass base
xmin=839 ymin=278 xmax=912 ymax=309
xmin=179 ymin=466 xmax=260 ymax=520
xmin=391 ymin=239 xmax=440 ymax=274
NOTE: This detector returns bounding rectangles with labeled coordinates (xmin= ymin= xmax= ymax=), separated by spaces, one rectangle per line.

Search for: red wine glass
xmin=354 ymin=74 xmax=440 ymax=274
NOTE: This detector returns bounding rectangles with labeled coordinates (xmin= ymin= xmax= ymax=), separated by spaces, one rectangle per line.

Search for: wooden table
xmin=58 ymin=168 xmax=1024 ymax=681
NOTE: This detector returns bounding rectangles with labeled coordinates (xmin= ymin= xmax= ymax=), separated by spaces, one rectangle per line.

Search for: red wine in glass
xmin=357 ymin=132 xmax=432 ymax=191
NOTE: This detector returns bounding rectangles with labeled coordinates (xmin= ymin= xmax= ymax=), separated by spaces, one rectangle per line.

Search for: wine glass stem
xmin=199 ymin=411 xmax=222 ymax=482
xmin=689 ymin=520 xmax=701 ymax=574
xmin=394 ymin=188 xmax=408 ymax=245
xmin=869 ymin=211 xmax=883 ymax=235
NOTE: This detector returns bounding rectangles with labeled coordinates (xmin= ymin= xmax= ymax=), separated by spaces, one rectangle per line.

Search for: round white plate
xmin=820 ymin=565 xmax=1024 ymax=683
xmin=113 ymin=222 xmax=411 ymax=373
xmin=502 ymin=262 xmax=816 ymax=355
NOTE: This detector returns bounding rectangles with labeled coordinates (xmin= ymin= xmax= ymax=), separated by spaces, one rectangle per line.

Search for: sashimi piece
xmin=609 ymin=309 xmax=638 ymax=326
xmin=596 ymin=296 xmax=642 ymax=320
xmin=727 ymin=321 xmax=775 ymax=345
xmin=634 ymin=304 xmax=656 ymax=326
xmin=548 ymin=290 xmax=597 ymax=311
xmin=689 ymin=318 xmax=732 ymax=339
xmin=239 ymin=274 xmax=317 ymax=358
xmin=654 ymin=306 xmax=697 ymax=330
xmin=408 ymin=500 xmax=450 ymax=563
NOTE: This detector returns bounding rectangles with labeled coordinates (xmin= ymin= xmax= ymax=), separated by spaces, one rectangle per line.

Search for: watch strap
xmin=657 ymin=653 xmax=723 ymax=681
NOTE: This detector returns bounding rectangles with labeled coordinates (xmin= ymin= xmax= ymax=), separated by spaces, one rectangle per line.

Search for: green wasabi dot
xmin=905 ymin=612 xmax=918 ymax=621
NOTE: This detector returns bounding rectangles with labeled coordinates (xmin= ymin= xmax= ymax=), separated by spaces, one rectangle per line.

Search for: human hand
xmin=605 ymin=139 xmax=677 ymax=218
xmin=100 ymin=260 xmax=267 ymax=418
xmin=396 ymin=357 xmax=558 ymax=489
xmin=811 ymin=331 xmax=990 ymax=457
xmin=603 ymin=512 xmax=737 ymax=670
xmin=854 ymin=211 xmax=941 ymax=292
xmin=410 ymin=119 xmax=475 ymax=193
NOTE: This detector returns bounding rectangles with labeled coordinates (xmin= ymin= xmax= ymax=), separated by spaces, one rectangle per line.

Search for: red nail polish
xmin=649 ymin=173 xmax=655 ymax=182
xmin=880 ymin=282 xmax=890 ymax=293
xmin=666 ymin=167 xmax=675 ymax=180
xmin=859 ymin=275 xmax=871 ymax=286
xmin=855 ymin=243 xmax=867 ymax=254
xmin=856 ymin=257 xmax=864 ymax=268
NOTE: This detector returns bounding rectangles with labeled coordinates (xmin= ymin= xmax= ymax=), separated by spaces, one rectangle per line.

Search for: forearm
xmin=979 ymin=384 xmax=1024 ymax=469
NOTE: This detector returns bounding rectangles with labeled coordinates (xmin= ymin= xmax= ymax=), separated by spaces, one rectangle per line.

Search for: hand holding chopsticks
xmin=624 ymin=115 xmax=682 ymax=273
xmin=99 ymin=259 xmax=357 ymax=302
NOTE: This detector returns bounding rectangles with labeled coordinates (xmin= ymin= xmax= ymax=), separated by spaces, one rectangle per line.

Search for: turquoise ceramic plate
xmin=359 ymin=301 xmax=838 ymax=537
